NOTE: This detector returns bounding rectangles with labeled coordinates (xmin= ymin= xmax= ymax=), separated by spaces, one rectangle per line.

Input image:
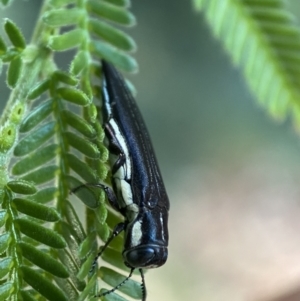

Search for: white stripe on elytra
xmin=159 ymin=211 xmax=164 ymax=240
xmin=109 ymin=119 xmax=132 ymax=180
xmin=108 ymin=119 xmax=135 ymax=210
xmin=103 ymin=83 xmax=137 ymax=216
xmin=102 ymin=78 xmax=112 ymax=116
xmin=130 ymin=220 xmax=142 ymax=247
xmin=116 ymin=179 xmax=133 ymax=207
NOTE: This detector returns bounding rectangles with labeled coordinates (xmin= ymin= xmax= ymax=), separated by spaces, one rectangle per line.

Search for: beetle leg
xmin=71 ymin=183 xmax=120 ymax=212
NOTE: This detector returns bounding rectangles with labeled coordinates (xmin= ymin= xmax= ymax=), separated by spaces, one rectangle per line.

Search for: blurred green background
xmin=2 ymin=1 xmax=300 ymax=301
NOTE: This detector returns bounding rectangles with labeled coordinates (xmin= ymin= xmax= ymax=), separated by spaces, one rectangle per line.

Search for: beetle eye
xmin=125 ymin=248 xmax=155 ymax=267
xmin=123 ymin=246 xmax=168 ymax=268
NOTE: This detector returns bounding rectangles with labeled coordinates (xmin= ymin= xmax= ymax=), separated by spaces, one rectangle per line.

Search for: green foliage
xmin=0 ymin=0 xmax=12 ymax=7
xmin=7 ymin=56 xmax=22 ymax=87
xmin=0 ymin=1 xmax=140 ymax=301
xmin=194 ymin=0 xmax=300 ymax=128
xmin=4 ymin=19 xmax=26 ymax=49
xmin=6 ymin=1 xmax=300 ymax=301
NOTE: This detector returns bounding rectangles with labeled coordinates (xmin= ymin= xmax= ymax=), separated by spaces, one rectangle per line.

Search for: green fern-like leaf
xmin=194 ymin=0 xmax=300 ymax=127
xmin=0 ymin=1 xmax=141 ymax=300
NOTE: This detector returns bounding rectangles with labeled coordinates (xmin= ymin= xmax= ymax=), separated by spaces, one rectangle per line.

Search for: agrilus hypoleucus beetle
xmin=74 ymin=61 xmax=169 ymax=300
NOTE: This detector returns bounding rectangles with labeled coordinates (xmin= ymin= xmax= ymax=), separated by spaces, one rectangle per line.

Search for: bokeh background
xmin=2 ymin=1 xmax=300 ymax=301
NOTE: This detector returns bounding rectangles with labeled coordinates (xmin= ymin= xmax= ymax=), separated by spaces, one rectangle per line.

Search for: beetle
xmin=75 ymin=61 xmax=170 ymax=300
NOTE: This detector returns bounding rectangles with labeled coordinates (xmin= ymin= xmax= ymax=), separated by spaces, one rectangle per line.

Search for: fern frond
xmin=194 ymin=0 xmax=300 ymax=127
xmin=0 ymin=1 xmax=141 ymax=300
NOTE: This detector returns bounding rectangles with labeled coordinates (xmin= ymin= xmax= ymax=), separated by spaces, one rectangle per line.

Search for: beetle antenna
xmin=139 ymin=268 xmax=147 ymax=301
xmin=95 ymin=268 xmax=135 ymax=298
xmin=90 ymin=222 xmax=125 ymax=273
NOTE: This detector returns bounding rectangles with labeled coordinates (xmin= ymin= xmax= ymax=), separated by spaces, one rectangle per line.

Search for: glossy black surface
xmin=102 ymin=61 xmax=170 ymax=212
xmin=101 ymin=61 xmax=169 ymax=269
